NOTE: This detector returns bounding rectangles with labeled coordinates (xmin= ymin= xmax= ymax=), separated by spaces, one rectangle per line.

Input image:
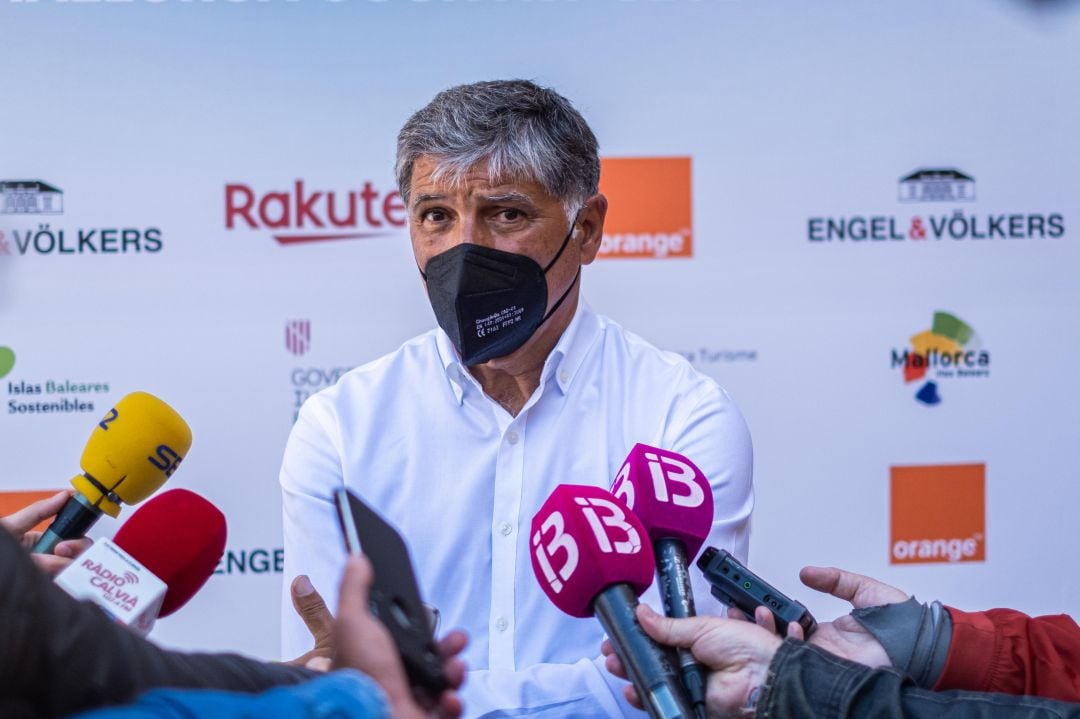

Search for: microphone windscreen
xmin=530 ymin=484 xmax=654 ymax=618
xmin=611 ymin=444 xmax=713 ymax=559
xmin=113 ymin=488 xmax=226 ymax=617
xmin=75 ymin=392 xmax=193 ymax=517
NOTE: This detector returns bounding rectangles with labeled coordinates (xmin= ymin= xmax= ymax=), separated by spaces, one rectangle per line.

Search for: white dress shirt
xmin=280 ymin=299 xmax=754 ymax=718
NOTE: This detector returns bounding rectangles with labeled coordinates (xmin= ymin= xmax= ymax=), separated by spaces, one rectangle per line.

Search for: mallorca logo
xmin=809 ymin=167 xmax=1064 ymax=243
xmin=892 ymin=311 xmax=989 ymax=406
xmin=0 ymin=179 xmax=163 ymax=256
xmin=285 ymin=320 xmax=311 ymax=356
xmin=1 ymin=180 xmax=64 ymax=214
xmin=597 ymin=157 xmax=692 ymax=259
xmin=225 ymin=180 xmax=406 ymax=245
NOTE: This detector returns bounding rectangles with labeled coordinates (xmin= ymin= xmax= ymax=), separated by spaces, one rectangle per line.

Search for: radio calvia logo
xmin=890 ymin=463 xmax=985 ymax=564
xmin=892 ymin=311 xmax=989 ymax=406
xmin=597 ymin=157 xmax=692 ymax=259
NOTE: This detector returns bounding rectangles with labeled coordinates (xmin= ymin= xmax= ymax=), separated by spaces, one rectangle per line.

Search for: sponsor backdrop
xmin=2 ymin=0 xmax=1079 ymax=661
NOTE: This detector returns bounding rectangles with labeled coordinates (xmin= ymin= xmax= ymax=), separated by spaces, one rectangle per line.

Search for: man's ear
xmin=577 ymin=194 xmax=608 ymax=265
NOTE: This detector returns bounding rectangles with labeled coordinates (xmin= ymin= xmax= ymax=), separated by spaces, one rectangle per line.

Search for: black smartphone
xmin=697 ymin=547 xmax=817 ymax=637
xmin=333 ymin=488 xmax=449 ymax=699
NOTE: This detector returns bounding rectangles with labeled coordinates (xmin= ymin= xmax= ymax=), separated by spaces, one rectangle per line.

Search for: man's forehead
xmin=409 ymin=156 xmax=546 ymax=204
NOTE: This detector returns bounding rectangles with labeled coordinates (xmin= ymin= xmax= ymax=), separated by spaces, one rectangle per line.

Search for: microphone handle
xmin=31 ymin=493 xmax=102 ymax=554
xmin=593 ymin=583 xmax=694 ymax=719
xmin=656 ymin=538 xmax=709 ymax=719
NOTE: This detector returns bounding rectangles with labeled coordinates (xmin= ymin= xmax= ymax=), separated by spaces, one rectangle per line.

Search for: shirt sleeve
xmin=68 ymin=670 xmax=389 ymax=719
xmin=280 ymin=395 xmax=349 ymax=660
xmin=935 ymin=606 xmax=1080 ymax=702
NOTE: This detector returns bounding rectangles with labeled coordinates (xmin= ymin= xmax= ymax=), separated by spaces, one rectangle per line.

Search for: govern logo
xmin=890 ymin=463 xmax=985 ymax=565
xmin=0 ymin=490 xmax=61 ymax=532
xmin=597 ymin=157 xmax=692 ymax=259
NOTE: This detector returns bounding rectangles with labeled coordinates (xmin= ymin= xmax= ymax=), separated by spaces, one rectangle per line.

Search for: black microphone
xmin=611 ymin=444 xmax=715 ymax=719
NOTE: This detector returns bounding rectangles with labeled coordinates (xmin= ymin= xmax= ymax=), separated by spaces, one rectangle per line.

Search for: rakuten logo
xmin=891 ymin=535 xmax=982 ymax=563
xmin=597 ymin=157 xmax=693 ymax=259
xmin=224 ymin=180 xmax=406 ymax=245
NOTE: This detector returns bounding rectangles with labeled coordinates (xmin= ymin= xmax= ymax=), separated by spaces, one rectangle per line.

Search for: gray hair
xmin=395 ymin=80 xmax=600 ymax=214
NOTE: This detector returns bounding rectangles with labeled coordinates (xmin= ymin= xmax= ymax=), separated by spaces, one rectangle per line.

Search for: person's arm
xmin=762 ymin=639 xmax=1080 ymax=719
xmin=0 ymin=527 xmax=317 ymax=719
xmin=935 ymin=607 xmax=1080 ymax=702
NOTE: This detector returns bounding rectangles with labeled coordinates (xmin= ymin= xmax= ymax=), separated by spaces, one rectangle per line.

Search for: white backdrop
xmin=2 ymin=0 xmax=1079 ymax=662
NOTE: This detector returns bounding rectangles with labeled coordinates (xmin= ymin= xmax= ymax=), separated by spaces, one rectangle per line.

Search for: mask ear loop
xmin=538 ymin=209 xmax=583 ymax=325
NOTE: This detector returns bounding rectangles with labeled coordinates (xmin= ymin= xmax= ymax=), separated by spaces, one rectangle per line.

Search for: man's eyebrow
xmin=482 ymin=192 xmax=536 ymax=205
xmin=411 ymin=193 xmax=446 ymax=206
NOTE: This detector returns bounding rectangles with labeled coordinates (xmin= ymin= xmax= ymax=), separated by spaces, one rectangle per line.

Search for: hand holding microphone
xmin=612 ymin=444 xmax=714 ymax=719
xmin=33 ymin=391 xmax=192 ymax=554
xmin=54 ymin=488 xmax=226 ymax=634
xmin=530 ymin=484 xmax=693 ymax=719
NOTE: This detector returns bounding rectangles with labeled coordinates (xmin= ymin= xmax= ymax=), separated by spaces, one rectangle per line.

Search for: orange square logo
xmin=0 ymin=490 xmax=62 ymax=533
xmin=597 ymin=157 xmax=692 ymax=259
xmin=890 ymin=464 xmax=985 ymax=564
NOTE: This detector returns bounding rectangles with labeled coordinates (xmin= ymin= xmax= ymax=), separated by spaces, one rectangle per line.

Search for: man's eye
xmin=423 ymin=209 xmax=448 ymax=222
xmin=497 ymin=209 xmax=524 ymax=221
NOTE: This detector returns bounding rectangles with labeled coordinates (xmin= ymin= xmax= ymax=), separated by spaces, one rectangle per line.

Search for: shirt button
xmin=506 ymin=431 xmax=520 ymax=445
xmin=559 ymin=371 xmax=569 ymax=384
xmin=495 ymin=617 xmax=509 ymax=632
xmin=500 ymin=522 xmax=513 ymax=536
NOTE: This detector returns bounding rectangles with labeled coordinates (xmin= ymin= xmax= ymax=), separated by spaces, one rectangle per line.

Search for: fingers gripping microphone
xmin=54 ymin=489 xmax=226 ymax=634
xmin=530 ymin=485 xmax=694 ymax=719
xmin=33 ymin=392 xmax=192 ymax=554
xmin=612 ymin=444 xmax=714 ymax=719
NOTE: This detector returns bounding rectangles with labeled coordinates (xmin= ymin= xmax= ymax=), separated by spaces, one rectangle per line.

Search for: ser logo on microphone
xmin=532 ymin=495 xmax=643 ymax=594
xmin=612 ymin=450 xmax=705 ymax=510
xmin=148 ymin=445 xmax=183 ymax=477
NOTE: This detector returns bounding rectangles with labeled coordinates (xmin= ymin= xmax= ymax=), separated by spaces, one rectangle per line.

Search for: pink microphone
xmin=611 ymin=444 xmax=714 ymax=718
xmin=530 ymin=484 xmax=692 ymax=719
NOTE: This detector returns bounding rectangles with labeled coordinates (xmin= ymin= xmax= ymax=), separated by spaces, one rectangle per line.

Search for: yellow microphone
xmin=32 ymin=391 xmax=192 ymax=554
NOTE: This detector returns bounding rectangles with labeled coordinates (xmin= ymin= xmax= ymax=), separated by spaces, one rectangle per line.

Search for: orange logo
xmin=890 ymin=464 xmax=985 ymax=564
xmin=0 ymin=490 xmax=62 ymax=533
xmin=597 ymin=157 xmax=692 ymax=259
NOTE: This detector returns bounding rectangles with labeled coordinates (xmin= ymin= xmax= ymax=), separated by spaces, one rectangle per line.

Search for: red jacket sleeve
xmin=934 ymin=606 xmax=1080 ymax=702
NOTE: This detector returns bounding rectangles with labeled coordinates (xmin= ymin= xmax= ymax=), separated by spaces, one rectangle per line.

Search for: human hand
xmin=0 ymin=490 xmax=94 ymax=575
xmin=285 ymin=575 xmax=336 ymax=670
xmin=797 ymin=565 xmax=908 ymax=668
xmin=334 ymin=556 xmax=468 ymax=719
xmin=603 ymin=604 xmax=780 ymax=718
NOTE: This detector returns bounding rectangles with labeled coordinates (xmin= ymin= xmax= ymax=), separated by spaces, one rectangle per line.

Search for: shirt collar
xmin=434 ymin=299 xmax=601 ymax=404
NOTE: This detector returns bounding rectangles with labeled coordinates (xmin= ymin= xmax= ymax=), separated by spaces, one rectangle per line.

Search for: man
xmin=281 ymin=79 xmax=754 ymax=716
xmin=604 ymin=565 xmax=1080 ymax=718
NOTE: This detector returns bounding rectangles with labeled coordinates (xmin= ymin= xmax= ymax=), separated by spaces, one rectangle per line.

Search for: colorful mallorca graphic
xmin=892 ymin=311 xmax=990 ymax=406
xmin=0 ymin=346 xmax=15 ymax=379
xmin=890 ymin=464 xmax=985 ymax=564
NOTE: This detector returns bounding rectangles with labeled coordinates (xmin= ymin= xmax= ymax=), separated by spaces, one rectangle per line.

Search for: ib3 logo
xmin=891 ymin=311 xmax=990 ymax=406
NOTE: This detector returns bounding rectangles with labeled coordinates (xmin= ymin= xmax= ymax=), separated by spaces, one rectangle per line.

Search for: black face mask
xmin=420 ymin=217 xmax=581 ymax=366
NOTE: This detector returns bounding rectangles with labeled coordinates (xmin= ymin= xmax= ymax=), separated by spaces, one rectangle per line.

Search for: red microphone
xmin=113 ymin=488 xmax=227 ymax=618
xmin=611 ymin=444 xmax=714 ymax=719
xmin=530 ymin=484 xmax=692 ymax=719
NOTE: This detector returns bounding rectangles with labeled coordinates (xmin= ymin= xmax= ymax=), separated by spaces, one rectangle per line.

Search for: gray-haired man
xmin=281 ymin=79 xmax=754 ymax=717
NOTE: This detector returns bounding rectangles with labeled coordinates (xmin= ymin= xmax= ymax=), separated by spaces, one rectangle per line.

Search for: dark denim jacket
xmin=757 ymin=639 xmax=1080 ymax=719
